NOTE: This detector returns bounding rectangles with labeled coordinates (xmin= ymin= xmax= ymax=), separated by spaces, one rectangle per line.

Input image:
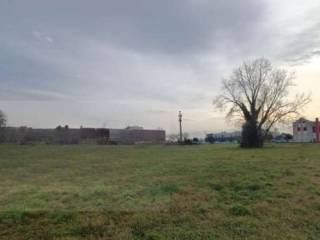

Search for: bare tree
xmin=214 ymin=58 xmax=310 ymax=148
xmin=0 ymin=110 xmax=7 ymax=143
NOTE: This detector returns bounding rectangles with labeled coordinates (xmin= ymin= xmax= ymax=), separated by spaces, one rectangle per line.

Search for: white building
xmin=293 ymin=118 xmax=320 ymax=142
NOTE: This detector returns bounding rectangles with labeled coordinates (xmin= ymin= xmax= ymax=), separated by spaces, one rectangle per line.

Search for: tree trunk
xmin=240 ymin=120 xmax=263 ymax=148
xmin=0 ymin=128 xmax=6 ymax=143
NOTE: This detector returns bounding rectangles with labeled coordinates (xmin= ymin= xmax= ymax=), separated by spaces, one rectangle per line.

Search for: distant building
xmin=80 ymin=127 xmax=165 ymax=144
xmin=293 ymin=118 xmax=320 ymax=142
xmin=5 ymin=126 xmax=166 ymax=144
xmin=109 ymin=128 xmax=165 ymax=144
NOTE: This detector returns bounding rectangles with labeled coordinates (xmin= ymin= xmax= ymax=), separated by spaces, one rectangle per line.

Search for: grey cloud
xmin=0 ymin=0 xmax=269 ymax=103
xmin=1 ymin=0 xmax=267 ymax=55
xmin=272 ymin=10 xmax=320 ymax=65
xmin=285 ymin=49 xmax=320 ymax=66
xmin=1 ymin=0 xmax=320 ymax=132
xmin=0 ymin=89 xmax=72 ymax=101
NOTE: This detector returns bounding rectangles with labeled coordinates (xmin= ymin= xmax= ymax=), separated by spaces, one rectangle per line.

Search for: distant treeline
xmin=205 ymin=132 xmax=293 ymax=144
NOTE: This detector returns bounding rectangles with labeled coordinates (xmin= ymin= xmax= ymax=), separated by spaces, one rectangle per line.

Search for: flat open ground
xmin=0 ymin=143 xmax=320 ymax=239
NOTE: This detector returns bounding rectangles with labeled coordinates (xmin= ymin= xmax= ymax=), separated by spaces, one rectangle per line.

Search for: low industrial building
xmin=5 ymin=126 xmax=166 ymax=144
xmin=80 ymin=127 xmax=165 ymax=144
xmin=108 ymin=128 xmax=165 ymax=144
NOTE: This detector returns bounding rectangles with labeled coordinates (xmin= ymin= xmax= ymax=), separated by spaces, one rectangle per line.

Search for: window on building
xmin=313 ymin=127 xmax=316 ymax=133
xmin=297 ymin=127 xmax=300 ymax=131
xmin=304 ymin=127 xmax=307 ymax=131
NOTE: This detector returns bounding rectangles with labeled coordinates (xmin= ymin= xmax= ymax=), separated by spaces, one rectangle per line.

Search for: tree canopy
xmin=0 ymin=110 xmax=6 ymax=128
xmin=214 ymin=58 xmax=310 ymax=148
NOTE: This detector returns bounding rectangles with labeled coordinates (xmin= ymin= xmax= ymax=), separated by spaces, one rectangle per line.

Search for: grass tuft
xmin=229 ymin=205 xmax=251 ymax=216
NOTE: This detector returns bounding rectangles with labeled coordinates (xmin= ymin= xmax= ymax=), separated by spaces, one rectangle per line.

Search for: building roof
xmin=293 ymin=117 xmax=314 ymax=124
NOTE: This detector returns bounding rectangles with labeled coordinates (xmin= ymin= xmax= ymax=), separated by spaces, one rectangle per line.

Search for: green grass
xmin=0 ymin=143 xmax=320 ymax=239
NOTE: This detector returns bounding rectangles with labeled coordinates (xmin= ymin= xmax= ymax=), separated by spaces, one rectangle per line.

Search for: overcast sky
xmin=1 ymin=0 xmax=320 ymax=136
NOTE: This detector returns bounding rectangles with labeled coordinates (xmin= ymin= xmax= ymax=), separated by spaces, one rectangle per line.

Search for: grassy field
xmin=0 ymin=143 xmax=320 ymax=239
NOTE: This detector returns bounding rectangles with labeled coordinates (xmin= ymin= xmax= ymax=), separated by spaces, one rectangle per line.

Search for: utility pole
xmin=178 ymin=111 xmax=183 ymax=143
xmin=316 ymin=118 xmax=320 ymax=143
